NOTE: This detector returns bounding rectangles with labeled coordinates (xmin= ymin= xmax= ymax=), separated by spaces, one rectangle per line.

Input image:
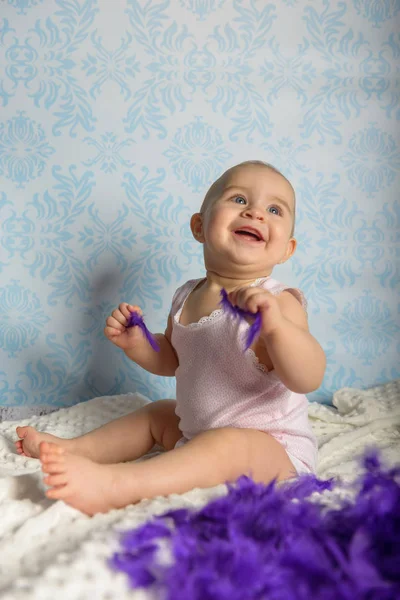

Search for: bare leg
xmin=40 ymin=427 xmax=297 ymax=515
xmin=15 ymin=400 xmax=181 ymax=463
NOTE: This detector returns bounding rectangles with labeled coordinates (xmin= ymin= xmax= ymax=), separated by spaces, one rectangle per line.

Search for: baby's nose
xmin=244 ymin=206 xmax=265 ymax=220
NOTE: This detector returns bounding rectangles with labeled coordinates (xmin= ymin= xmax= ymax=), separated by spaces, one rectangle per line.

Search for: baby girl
xmin=15 ymin=160 xmax=326 ymax=515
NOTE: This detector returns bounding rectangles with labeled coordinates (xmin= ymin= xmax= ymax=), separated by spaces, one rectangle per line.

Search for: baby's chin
xmin=206 ymin=261 xmax=273 ymax=281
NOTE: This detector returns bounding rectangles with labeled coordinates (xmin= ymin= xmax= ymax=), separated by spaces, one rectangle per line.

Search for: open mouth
xmin=234 ymin=228 xmax=263 ymax=242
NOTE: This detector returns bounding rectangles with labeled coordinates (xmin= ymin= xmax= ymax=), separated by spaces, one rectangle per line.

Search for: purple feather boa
xmin=110 ymin=451 xmax=400 ymax=599
xmin=126 ymin=311 xmax=160 ymax=352
xmin=220 ymin=289 xmax=262 ymax=350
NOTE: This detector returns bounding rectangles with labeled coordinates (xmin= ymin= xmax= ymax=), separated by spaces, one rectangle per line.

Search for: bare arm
xmin=262 ymin=292 xmax=326 ymax=394
xmin=124 ymin=313 xmax=179 ymax=377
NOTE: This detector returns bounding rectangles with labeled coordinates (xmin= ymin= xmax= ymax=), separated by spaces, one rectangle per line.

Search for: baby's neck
xmin=203 ymin=270 xmax=270 ymax=294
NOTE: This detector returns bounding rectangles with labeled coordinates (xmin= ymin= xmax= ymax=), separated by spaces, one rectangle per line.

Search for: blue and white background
xmin=0 ymin=0 xmax=399 ymax=417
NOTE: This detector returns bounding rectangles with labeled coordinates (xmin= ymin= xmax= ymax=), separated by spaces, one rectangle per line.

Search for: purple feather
xmin=126 ymin=311 xmax=160 ymax=352
xmin=220 ymin=289 xmax=262 ymax=350
xmin=109 ymin=450 xmax=400 ymax=599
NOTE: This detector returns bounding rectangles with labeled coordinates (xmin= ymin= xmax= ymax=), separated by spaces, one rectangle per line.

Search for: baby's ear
xmin=190 ymin=213 xmax=205 ymax=243
xmin=279 ymin=237 xmax=297 ymax=264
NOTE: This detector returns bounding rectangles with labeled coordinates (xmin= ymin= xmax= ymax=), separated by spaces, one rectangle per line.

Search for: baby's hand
xmin=227 ymin=287 xmax=284 ymax=337
xmin=104 ymin=303 xmax=145 ymax=350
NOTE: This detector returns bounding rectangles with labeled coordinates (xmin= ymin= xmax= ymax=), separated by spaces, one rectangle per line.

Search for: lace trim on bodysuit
xmin=175 ymin=277 xmax=269 ymax=328
xmin=196 ymin=308 xmax=223 ymax=326
xmin=247 ymin=348 xmax=268 ymax=372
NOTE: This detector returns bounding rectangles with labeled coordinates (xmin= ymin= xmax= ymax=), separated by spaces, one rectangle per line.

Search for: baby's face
xmin=195 ymin=165 xmax=296 ymax=277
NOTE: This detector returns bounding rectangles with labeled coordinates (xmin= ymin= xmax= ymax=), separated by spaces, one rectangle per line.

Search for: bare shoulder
xmin=276 ymin=290 xmax=309 ymax=331
xmin=164 ymin=313 xmax=174 ymax=341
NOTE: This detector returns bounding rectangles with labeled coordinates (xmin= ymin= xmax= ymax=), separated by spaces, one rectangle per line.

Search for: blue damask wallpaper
xmin=0 ymin=0 xmax=399 ymax=415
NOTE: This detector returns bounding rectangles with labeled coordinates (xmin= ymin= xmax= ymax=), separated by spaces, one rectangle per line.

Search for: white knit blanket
xmin=1 ymin=380 xmax=399 ymax=599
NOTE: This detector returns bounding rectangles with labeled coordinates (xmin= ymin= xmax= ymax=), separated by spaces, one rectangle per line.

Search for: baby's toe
xmin=41 ymin=441 xmax=63 ymax=454
xmin=44 ymin=473 xmax=68 ymax=487
xmin=46 ymin=486 xmax=70 ymax=500
xmin=39 ymin=442 xmax=62 ymax=462
xmin=41 ymin=459 xmax=65 ymax=474
xmin=39 ymin=441 xmax=50 ymax=455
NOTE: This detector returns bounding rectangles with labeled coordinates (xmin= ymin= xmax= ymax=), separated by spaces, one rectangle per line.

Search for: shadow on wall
xmin=83 ymin=266 xmax=131 ymax=401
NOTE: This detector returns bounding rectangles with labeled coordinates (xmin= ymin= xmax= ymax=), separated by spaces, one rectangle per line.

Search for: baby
xmin=15 ymin=160 xmax=326 ymax=515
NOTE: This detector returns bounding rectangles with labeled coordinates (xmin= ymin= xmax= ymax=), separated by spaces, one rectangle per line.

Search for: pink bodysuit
xmin=170 ymin=276 xmax=318 ymax=475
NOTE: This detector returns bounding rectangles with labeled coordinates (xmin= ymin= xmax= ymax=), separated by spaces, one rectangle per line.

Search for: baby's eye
xmin=268 ymin=206 xmax=281 ymax=215
xmin=233 ymin=196 xmax=246 ymax=205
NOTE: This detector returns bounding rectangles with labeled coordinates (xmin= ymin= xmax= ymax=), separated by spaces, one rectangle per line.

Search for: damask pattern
xmin=0 ymin=0 xmax=398 ymax=412
xmin=0 ymin=112 xmax=55 ymax=187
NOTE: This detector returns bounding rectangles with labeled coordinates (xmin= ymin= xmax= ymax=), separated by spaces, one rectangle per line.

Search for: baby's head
xmin=191 ymin=161 xmax=297 ymax=278
xmin=201 ymin=160 xmax=296 ymax=235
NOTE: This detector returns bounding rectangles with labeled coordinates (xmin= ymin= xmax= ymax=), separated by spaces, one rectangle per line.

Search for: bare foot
xmin=15 ymin=426 xmax=77 ymax=459
xmin=39 ymin=442 xmax=136 ymax=515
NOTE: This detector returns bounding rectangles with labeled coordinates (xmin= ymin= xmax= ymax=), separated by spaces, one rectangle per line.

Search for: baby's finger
xmin=227 ymin=290 xmax=236 ymax=305
xmin=110 ymin=308 xmax=128 ymax=326
xmin=120 ymin=303 xmax=142 ymax=321
xmin=229 ymin=288 xmax=257 ymax=310
xmin=127 ymin=304 xmax=142 ymax=317
xmin=106 ymin=315 xmax=125 ymax=331
xmin=227 ymin=289 xmax=243 ymax=306
xmin=104 ymin=325 xmax=122 ymax=338
xmin=119 ymin=303 xmax=132 ymax=320
xmin=247 ymin=292 xmax=274 ymax=314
